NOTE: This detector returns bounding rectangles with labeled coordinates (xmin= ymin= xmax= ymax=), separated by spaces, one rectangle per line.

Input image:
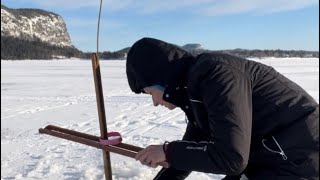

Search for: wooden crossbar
xmin=38 ymin=125 xmax=169 ymax=168
xmin=38 ymin=53 xmax=170 ymax=179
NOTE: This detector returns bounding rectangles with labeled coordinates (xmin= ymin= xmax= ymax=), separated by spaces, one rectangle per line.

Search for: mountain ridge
xmin=1 ymin=4 xmax=72 ymax=47
xmin=1 ymin=4 xmax=86 ymax=59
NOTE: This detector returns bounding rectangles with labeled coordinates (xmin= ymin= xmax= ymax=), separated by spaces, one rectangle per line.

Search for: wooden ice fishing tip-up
xmin=38 ymin=1 xmax=169 ymax=179
xmin=39 ymin=54 xmax=169 ymax=180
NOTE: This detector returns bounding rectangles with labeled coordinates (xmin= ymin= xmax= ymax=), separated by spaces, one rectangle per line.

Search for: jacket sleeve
xmin=182 ymin=121 xmax=204 ymax=141
xmin=154 ymin=122 xmax=203 ymax=179
xmin=166 ymin=65 xmax=253 ymax=175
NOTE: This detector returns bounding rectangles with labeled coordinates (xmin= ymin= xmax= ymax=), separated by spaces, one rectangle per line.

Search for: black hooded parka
xmin=126 ymin=38 xmax=319 ymax=180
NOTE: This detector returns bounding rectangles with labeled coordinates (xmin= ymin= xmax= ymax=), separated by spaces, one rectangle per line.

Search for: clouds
xmin=8 ymin=0 xmax=97 ymax=9
xmin=10 ymin=0 xmax=318 ymax=16
xmin=3 ymin=0 xmax=317 ymax=52
xmin=7 ymin=0 xmax=132 ymax=11
xmin=201 ymin=0 xmax=318 ymax=16
xmin=66 ymin=18 xmax=126 ymax=29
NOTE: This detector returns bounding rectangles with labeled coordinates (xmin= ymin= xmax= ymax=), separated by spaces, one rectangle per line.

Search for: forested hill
xmin=91 ymin=46 xmax=319 ymax=60
xmin=2 ymin=37 xmax=318 ymax=60
xmin=1 ymin=4 xmax=83 ymax=60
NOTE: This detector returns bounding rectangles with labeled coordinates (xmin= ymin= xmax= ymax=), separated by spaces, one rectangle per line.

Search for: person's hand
xmin=135 ymin=145 xmax=166 ymax=168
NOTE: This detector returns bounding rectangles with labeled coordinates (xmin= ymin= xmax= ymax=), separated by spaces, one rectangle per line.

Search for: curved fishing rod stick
xmin=97 ymin=0 xmax=102 ymax=55
xmin=93 ymin=0 xmax=113 ymax=179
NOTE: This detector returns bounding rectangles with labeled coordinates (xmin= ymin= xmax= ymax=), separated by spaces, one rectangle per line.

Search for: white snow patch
xmin=1 ymin=58 xmax=318 ymax=180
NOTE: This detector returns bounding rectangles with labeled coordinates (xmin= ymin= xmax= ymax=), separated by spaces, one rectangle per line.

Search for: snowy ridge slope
xmin=1 ymin=5 xmax=72 ymax=47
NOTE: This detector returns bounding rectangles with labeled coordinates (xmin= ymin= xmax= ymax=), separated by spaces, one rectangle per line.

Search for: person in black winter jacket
xmin=126 ymin=37 xmax=319 ymax=180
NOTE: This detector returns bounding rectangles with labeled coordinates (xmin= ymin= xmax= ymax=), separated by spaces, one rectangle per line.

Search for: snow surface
xmin=1 ymin=58 xmax=319 ymax=180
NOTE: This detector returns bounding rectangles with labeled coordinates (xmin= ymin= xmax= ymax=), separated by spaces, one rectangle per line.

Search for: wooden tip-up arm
xmin=39 ymin=125 xmax=170 ymax=168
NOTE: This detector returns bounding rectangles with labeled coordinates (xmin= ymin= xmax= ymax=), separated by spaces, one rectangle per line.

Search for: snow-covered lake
xmin=1 ymin=58 xmax=319 ymax=180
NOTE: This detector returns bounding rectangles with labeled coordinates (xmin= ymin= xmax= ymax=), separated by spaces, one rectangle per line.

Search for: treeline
xmin=214 ymin=49 xmax=319 ymax=59
xmin=1 ymin=35 xmax=128 ymax=60
xmin=82 ymin=51 xmax=126 ymax=60
xmin=1 ymin=36 xmax=84 ymax=60
xmin=187 ymin=49 xmax=319 ymax=58
xmin=1 ymin=35 xmax=318 ymax=60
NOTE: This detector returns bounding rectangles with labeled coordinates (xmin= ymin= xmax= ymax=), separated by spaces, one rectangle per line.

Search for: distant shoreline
xmin=1 ymin=57 xmax=319 ymax=61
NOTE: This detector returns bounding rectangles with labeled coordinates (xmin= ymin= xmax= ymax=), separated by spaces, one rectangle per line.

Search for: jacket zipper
xmin=189 ymin=99 xmax=203 ymax=103
xmin=262 ymin=136 xmax=288 ymax=160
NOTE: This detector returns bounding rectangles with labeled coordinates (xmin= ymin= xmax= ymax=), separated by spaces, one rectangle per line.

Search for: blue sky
xmin=2 ymin=0 xmax=319 ymax=52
